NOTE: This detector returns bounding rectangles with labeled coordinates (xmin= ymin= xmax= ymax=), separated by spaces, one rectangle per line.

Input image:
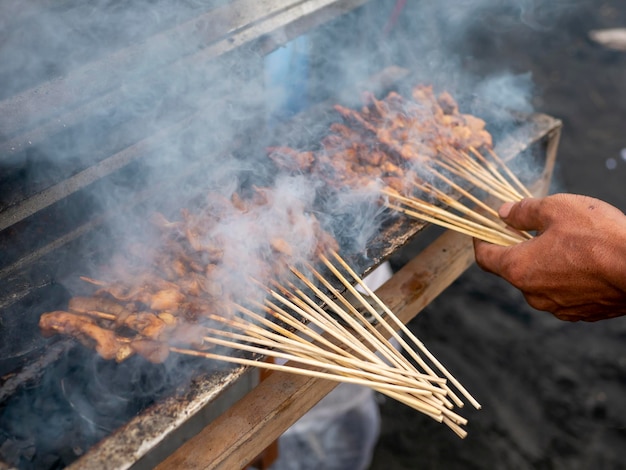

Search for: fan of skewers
xmin=268 ymin=85 xmax=534 ymax=247
xmin=39 ymin=183 xmax=479 ymax=438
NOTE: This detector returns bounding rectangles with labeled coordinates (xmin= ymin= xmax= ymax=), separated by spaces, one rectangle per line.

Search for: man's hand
xmin=473 ymin=193 xmax=626 ymax=321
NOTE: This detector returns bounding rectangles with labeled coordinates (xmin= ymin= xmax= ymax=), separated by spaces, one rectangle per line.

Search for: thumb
xmin=498 ymin=198 xmax=546 ymax=232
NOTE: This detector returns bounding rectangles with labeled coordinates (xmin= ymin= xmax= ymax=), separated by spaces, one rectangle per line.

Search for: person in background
xmin=473 ymin=193 xmax=626 ymax=322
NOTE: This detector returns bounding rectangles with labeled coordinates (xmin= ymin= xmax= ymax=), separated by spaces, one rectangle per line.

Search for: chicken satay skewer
xmin=71 ymin=300 xmax=445 ymax=397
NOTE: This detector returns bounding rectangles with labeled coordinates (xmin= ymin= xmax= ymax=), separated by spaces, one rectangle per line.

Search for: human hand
xmin=473 ymin=193 xmax=626 ymax=321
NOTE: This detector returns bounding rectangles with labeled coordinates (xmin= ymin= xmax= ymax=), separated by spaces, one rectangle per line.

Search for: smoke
xmin=0 ymin=0 xmax=582 ymax=466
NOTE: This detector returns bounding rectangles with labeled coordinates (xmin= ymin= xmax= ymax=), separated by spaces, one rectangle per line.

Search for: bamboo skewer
xmin=297 ymin=264 xmax=455 ymax=409
xmin=267 ymin=267 xmax=463 ymax=418
xmin=237 ymin=300 xmax=369 ymax=367
xmin=207 ymin=310 xmax=446 ymax=392
xmin=262 ymin=285 xmax=388 ymax=366
xmin=300 ymin=263 xmax=448 ymax=386
xmin=426 ymin=166 xmax=500 ymax=218
xmin=82 ymin=302 xmax=452 ymax=410
xmin=317 ymin=253 xmax=464 ymax=408
xmin=466 ymin=147 xmax=526 ymax=200
xmin=200 ymin=328 xmax=440 ymax=396
xmin=269 ymin=285 xmax=379 ymax=361
xmin=290 ymin=266 xmax=424 ymax=380
xmin=169 ymin=346 xmax=441 ymax=416
xmin=415 ymin=182 xmax=532 ymax=240
xmin=483 ymin=146 xmax=534 ymax=199
xmin=387 ymin=203 xmax=501 ymax=245
xmin=386 ymin=201 xmax=521 ymax=247
xmin=434 ymin=157 xmax=519 ymax=203
xmin=449 ymin=147 xmax=526 ymax=199
xmin=196 ymin=330 xmax=437 ymax=396
xmin=329 ymin=250 xmax=482 ymax=410
xmin=213 ymin=326 xmax=449 ymax=420
xmin=278 ymin=278 xmax=455 ymax=411
xmin=446 ymin=150 xmax=524 ymax=201
xmin=223 ymin=318 xmax=448 ymax=421
xmin=262 ymin=282 xmax=454 ymax=412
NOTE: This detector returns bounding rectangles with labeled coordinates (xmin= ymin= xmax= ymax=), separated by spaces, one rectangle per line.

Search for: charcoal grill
xmin=0 ymin=1 xmax=561 ymax=469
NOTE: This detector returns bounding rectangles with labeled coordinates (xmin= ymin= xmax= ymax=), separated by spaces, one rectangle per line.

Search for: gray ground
xmin=370 ymin=2 xmax=626 ymax=469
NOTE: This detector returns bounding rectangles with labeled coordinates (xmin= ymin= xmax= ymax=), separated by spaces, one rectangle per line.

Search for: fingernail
xmin=499 ymin=202 xmax=514 ymax=218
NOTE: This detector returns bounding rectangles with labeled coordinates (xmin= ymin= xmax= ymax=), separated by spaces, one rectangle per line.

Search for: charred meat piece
xmin=39 ymin=311 xmax=125 ymax=361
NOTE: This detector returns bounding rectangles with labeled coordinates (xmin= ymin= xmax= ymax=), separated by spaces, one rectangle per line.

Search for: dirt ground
xmin=370 ymin=2 xmax=626 ymax=469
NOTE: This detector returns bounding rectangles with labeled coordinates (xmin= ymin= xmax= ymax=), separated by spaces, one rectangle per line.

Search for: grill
xmin=0 ymin=1 xmax=562 ymax=469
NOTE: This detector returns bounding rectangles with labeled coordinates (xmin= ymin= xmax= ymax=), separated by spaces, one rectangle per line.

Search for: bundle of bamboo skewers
xmin=382 ymin=145 xmax=534 ymax=247
xmin=40 ymin=245 xmax=478 ymax=437
xmin=174 ymin=249 xmax=480 ymax=438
